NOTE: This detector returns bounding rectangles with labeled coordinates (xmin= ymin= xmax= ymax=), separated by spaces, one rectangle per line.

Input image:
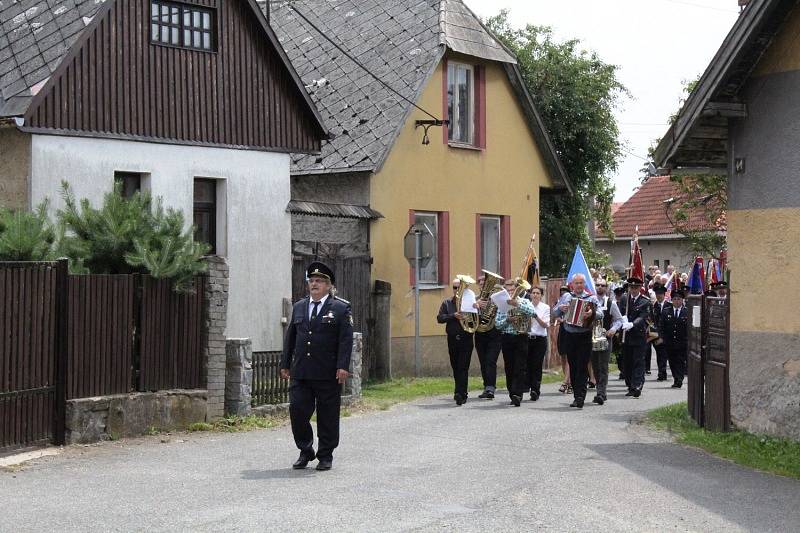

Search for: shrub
xmin=0 ymin=201 xmax=57 ymax=261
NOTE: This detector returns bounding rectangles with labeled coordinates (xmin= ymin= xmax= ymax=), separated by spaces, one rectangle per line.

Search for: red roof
xmin=599 ymin=175 xmax=724 ymax=239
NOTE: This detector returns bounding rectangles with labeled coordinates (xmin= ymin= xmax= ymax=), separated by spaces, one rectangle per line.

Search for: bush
xmin=0 ymin=201 xmax=57 ymax=261
xmin=57 ymin=182 xmax=209 ymax=291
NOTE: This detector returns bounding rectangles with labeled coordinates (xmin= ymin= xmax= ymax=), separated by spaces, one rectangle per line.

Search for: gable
xmin=23 ymin=0 xmax=323 ymax=152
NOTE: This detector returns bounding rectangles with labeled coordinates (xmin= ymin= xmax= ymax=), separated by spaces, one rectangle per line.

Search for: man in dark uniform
xmin=613 ymin=284 xmax=626 ymax=380
xmin=661 ymin=288 xmax=689 ymax=388
xmin=437 ymin=279 xmax=474 ymax=406
xmin=281 ymin=261 xmax=353 ymax=471
xmin=474 ymin=275 xmax=502 ymax=400
xmin=651 ymin=284 xmax=672 ymax=382
xmin=711 ymin=281 xmax=728 ymax=298
xmin=618 ymin=277 xmax=651 ymax=398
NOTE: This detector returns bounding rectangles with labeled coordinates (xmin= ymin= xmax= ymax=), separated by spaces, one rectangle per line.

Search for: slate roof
xmin=267 ymin=0 xmax=571 ymax=192
xmin=0 ymin=0 xmax=104 ymax=118
xmin=286 ymin=199 xmax=383 ymax=219
xmin=597 ymin=175 xmax=725 ymax=240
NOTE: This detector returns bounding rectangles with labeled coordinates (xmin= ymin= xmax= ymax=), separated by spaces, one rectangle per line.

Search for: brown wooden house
xmin=0 ymin=0 xmax=326 ymax=351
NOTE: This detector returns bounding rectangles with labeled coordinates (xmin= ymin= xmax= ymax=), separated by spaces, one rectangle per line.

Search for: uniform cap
xmin=306 ymin=261 xmax=335 ymax=285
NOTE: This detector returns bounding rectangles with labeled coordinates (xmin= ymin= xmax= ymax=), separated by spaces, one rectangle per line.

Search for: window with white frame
xmin=414 ymin=212 xmax=439 ymax=284
xmin=447 ymin=62 xmax=474 ymax=145
xmin=479 ymin=215 xmax=501 ymax=274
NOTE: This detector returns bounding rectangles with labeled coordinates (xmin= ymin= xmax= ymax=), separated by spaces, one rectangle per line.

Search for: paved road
xmin=2 ymin=377 xmax=799 ymax=532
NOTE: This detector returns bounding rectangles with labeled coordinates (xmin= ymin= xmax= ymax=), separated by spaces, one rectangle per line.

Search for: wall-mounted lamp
xmin=414 ymin=119 xmax=449 ymax=145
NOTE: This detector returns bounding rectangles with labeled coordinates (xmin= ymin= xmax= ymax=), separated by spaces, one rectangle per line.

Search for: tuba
xmin=454 ymin=274 xmax=478 ymax=333
xmin=506 ymin=277 xmax=533 ymax=334
xmin=475 ymin=270 xmax=505 ymax=332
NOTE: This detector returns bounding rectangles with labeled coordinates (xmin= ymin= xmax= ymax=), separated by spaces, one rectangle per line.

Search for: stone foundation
xmin=65 ymin=390 xmax=207 ymax=444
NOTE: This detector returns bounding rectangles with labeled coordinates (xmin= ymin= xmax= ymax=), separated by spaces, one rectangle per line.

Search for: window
xmin=447 ymin=62 xmax=474 ymax=145
xmin=114 ymin=171 xmax=142 ymax=199
xmin=151 ymin=1 xmax=215 ymax=51
xmin=414 ymin=212 xmax=438 ymax=284
xmin=479 ymin=215 xmax=500 ymax=274
xmin=654 ymin=259 xmax=660 ymax=269
xmin=193 ymin=179 xmax=217 ymax=254
xmin=664 ymin=259 xmax=671 ymax=267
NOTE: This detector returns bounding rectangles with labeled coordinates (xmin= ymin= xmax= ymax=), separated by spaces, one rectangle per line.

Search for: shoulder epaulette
xmin=334 ymin=296 xmax=351 ymax=305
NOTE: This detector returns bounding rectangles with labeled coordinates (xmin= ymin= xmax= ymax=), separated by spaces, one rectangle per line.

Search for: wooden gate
xmin=0 ymin=261 xmax=68 ymax=453
xmin=686 ymin=293 xmax=730 ymax=430
xmin=292 ymin=241 xmax=372 ymax=378
xmin=686 ymin=294 xmax=704 ymax=425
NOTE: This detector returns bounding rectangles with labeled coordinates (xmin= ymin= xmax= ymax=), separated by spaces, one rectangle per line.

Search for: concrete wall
xmin=596 ymin=236 xmax=697 ymax=273
xmin=30 ymin=134 xmax=291 ymax=352
xmin=391 ymin=335 xmax=497 ymax=378
xmin=0 ymin=127 xmax=30 ymax=209
xmin=370 ymin=53 xmax=556 ymax=369
xmin=724 ymin=8 xmax=800 ymax=440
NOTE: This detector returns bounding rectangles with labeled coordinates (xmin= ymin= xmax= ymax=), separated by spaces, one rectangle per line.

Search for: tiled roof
xmin=267 ymin=0 xmax=522 ymax=176
xmin=599 ymin=175 xmax=725 ymax=239
xmin=0 ymin=0 xmax=104 ymax=118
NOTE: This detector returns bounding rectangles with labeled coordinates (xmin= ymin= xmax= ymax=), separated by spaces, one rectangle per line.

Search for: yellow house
xmin=270 ymin=0 xmax=572 ymax=376
xmin=655 ymin=0 xmax=800 ymax=440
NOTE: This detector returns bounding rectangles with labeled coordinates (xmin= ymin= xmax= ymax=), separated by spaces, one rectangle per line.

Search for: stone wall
xmin=291 ymin=172 xmax=371 ymax=205
xmin=204 ymin=256 xmax=229 ymax=420
xmin=65 ymin=390 xmax=207 ymax=444
xmin=291 ymin=213 xmax=368 ymax=244
xmin=0 ymin=127 xmax=30 ymax=209
xmin=225 ymin=339 xmax=252 ymax=417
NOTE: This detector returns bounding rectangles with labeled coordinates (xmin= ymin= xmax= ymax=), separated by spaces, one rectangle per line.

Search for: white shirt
xmin=308 ymin=294 xmax=329 ymax=321
xmin=528 ymin=301 xmax=551 ymax=337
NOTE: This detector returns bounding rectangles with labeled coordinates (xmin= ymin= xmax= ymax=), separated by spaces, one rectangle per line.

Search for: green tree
xmin=0 ymin=201 xmax=57 ymax=261
xmin=58 ymin=182 xmax=209 ymax=291
xmin=485 ymin=12 xmax=627 ymax=275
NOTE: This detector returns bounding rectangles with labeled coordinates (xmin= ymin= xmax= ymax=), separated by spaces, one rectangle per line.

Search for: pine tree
xmin=0 ymin=201 xmax=57 ymax=261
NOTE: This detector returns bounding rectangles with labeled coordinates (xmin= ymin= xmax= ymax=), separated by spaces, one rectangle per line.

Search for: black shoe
xmin=292 ymin=451 xmax=315 ymax=470
xmin=316 ymin=459 xmax=332 ymax=471
xmin=657 ymin=376 xmax=667 ymax=382
xmin=625 ymin=389 xmax=634 ymax=397
xmin=671 ymin=381 xmax=683 ymax=388
xmin=530 ymin=391 xmax=539 ymax=402
xmin=633 ymin=389 xmax=641 ymax=398
xmin=596 ymin=397 xmax=605 ymax=405
xmin=510 ymin=394 xmax=522 ymax=407
xmin=588 ymin=381 xmax=596 ymax=389
xmin=478 ymin=391 xmax=494 ymax=399
xmin=455 ymin=394 xmax=465 ymax=405
xmin=570 ymin=400 xmax=584 ymax=409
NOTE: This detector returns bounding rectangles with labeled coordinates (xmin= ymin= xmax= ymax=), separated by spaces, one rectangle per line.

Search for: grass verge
xmin=361 ymin=372 xmax=563 ymax=410
xmin=188 ymin=415 xmax=285 ymax=433
xmin=646 ymin=402 xmax=800 ymax=479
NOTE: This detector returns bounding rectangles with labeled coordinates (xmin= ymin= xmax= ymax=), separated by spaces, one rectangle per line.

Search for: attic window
xmin=150 ymin=1 xmax=215 ymax=52
xmin=447 ymin=62 xmax=475 ymax=145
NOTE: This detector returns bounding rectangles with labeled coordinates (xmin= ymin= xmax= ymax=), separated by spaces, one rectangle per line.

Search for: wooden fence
xmin=251 ymin=351 xmax=288 ymax=406
xmin=2 ymin=263 xmax=206 ymax=453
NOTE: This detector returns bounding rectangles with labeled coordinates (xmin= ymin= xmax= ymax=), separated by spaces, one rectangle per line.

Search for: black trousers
xmin=654 ymin=343 xmax=669 ymax=378
xmin=526 ymin=335 xmax=548 ymax=395
xmin=475 ymin=331 xmax=501 ymax=391
xmin=667 ymin=346 xmax=687 ymax=383
xmin=289 ymin=378 xmax=341 ymax=461
xmin=623 ymin=343 xmax=648 ymax=391
xmin=590 ymin=345 xmax=611 ymax=400
xmin=563 ymin=330 xmax=592 ymax=402
xmin=501 ymin=333 xmax=528 ymax=396
xmin=447 ymin=332 xmax=473 ymax=398
xmin=645 ymin=346 xmax=652 ymax=371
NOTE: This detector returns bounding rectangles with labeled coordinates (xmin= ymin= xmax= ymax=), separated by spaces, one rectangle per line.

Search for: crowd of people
xmin=438 ymin=264 xmax=729 ymax=409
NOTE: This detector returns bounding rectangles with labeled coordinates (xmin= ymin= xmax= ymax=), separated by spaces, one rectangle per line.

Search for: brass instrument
xmin=592 ymin=319 xmax=609 ymax=351
xmin=506 ymin=276 xmax=533 ymax=334
xmin=475 ymin=270 xmax=505 ymax=332
xmin=454 ymin=274 xmax=478 ymax=333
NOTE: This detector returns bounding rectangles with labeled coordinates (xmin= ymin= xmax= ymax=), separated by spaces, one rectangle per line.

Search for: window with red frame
xmin=410 ymin=210 xmax=450 ymax=286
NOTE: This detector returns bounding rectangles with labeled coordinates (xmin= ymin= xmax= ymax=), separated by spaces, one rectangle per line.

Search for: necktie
xmin=675 ymin=307 xmax=679 ymax=318
xmin=311 ymin=301 xmax=320 ymax=321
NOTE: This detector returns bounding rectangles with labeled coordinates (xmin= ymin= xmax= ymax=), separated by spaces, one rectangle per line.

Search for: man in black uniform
xmin=618 ymin=277 xmax=651 ymax=398
xmin=437 ymin=279 xmax=474 ymax=405
xmin=281 ymin=261 xmax=353 ymax=471
xmin=613 ymin=284 xmax=626 ymax=380
xmin=661 ymin=288 xmax=688 ymax=388
xmin=651 ymin=284 xmax=672 ymax=382
xmin=474 ymin=275 xmax=502 ymax=400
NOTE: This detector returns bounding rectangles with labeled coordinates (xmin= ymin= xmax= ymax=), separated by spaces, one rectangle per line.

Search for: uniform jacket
xmin=651 ymin=299 xmax=672 ymax=331
xmin=437 ymin=298 xmax=469 ymax=336
xmin=660 ymin=305 xmax=688 ymax=349
xmin=618 ymin=293 xmax=652 ymax=346
xmin=281 ymin=295 xmax=354 ymax=380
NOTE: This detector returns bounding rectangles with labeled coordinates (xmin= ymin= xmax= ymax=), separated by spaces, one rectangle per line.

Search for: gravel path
xmin=2 ymin=376 xmax=799 ymax=532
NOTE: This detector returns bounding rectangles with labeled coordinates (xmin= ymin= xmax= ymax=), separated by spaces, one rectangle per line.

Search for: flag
xmin=719 ymin=249 xmax=727 ymax=282
xmin=520 ymin=234 xmax=541 ymax=288
xmin=630 ymin=227 xmax=646 ymax=294
xmin=664 ymin=271 xmax=675 ymax=299
xmin=687 ymin=256 xmax=706 ymax=294
xmin=707 ymin=258 xmax=721 ymax=286
xmin=567 ymin=245 xmax=597 ymax=295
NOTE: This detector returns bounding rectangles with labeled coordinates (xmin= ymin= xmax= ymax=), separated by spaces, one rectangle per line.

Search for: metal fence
xmin=251 ymin=351 xmax=288 ymax=406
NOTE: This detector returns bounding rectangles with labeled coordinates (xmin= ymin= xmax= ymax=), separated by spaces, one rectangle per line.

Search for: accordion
xmin=565 ymin=298 xmax=596 ymax=328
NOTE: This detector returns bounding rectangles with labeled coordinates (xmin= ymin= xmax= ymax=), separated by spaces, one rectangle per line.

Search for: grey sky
xmin=466 ymin=0 xmax=740 ymax=201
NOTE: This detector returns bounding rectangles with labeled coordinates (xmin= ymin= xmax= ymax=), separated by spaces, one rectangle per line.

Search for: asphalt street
xmin=2 ymin=376 xmax=799 ymax=532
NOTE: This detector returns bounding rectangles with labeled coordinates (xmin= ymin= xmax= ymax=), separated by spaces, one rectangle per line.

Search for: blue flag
xmin=687 ymin=256 xmax=705 ymax=294
xmin=566 ymin=245 xmax=596 ymax=295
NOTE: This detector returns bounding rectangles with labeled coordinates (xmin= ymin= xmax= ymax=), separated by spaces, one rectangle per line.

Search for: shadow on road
xmin=241 ymin=468 xmax=318 ymax=480
xmin=587 ymin=442 xmax=800 ymax=531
